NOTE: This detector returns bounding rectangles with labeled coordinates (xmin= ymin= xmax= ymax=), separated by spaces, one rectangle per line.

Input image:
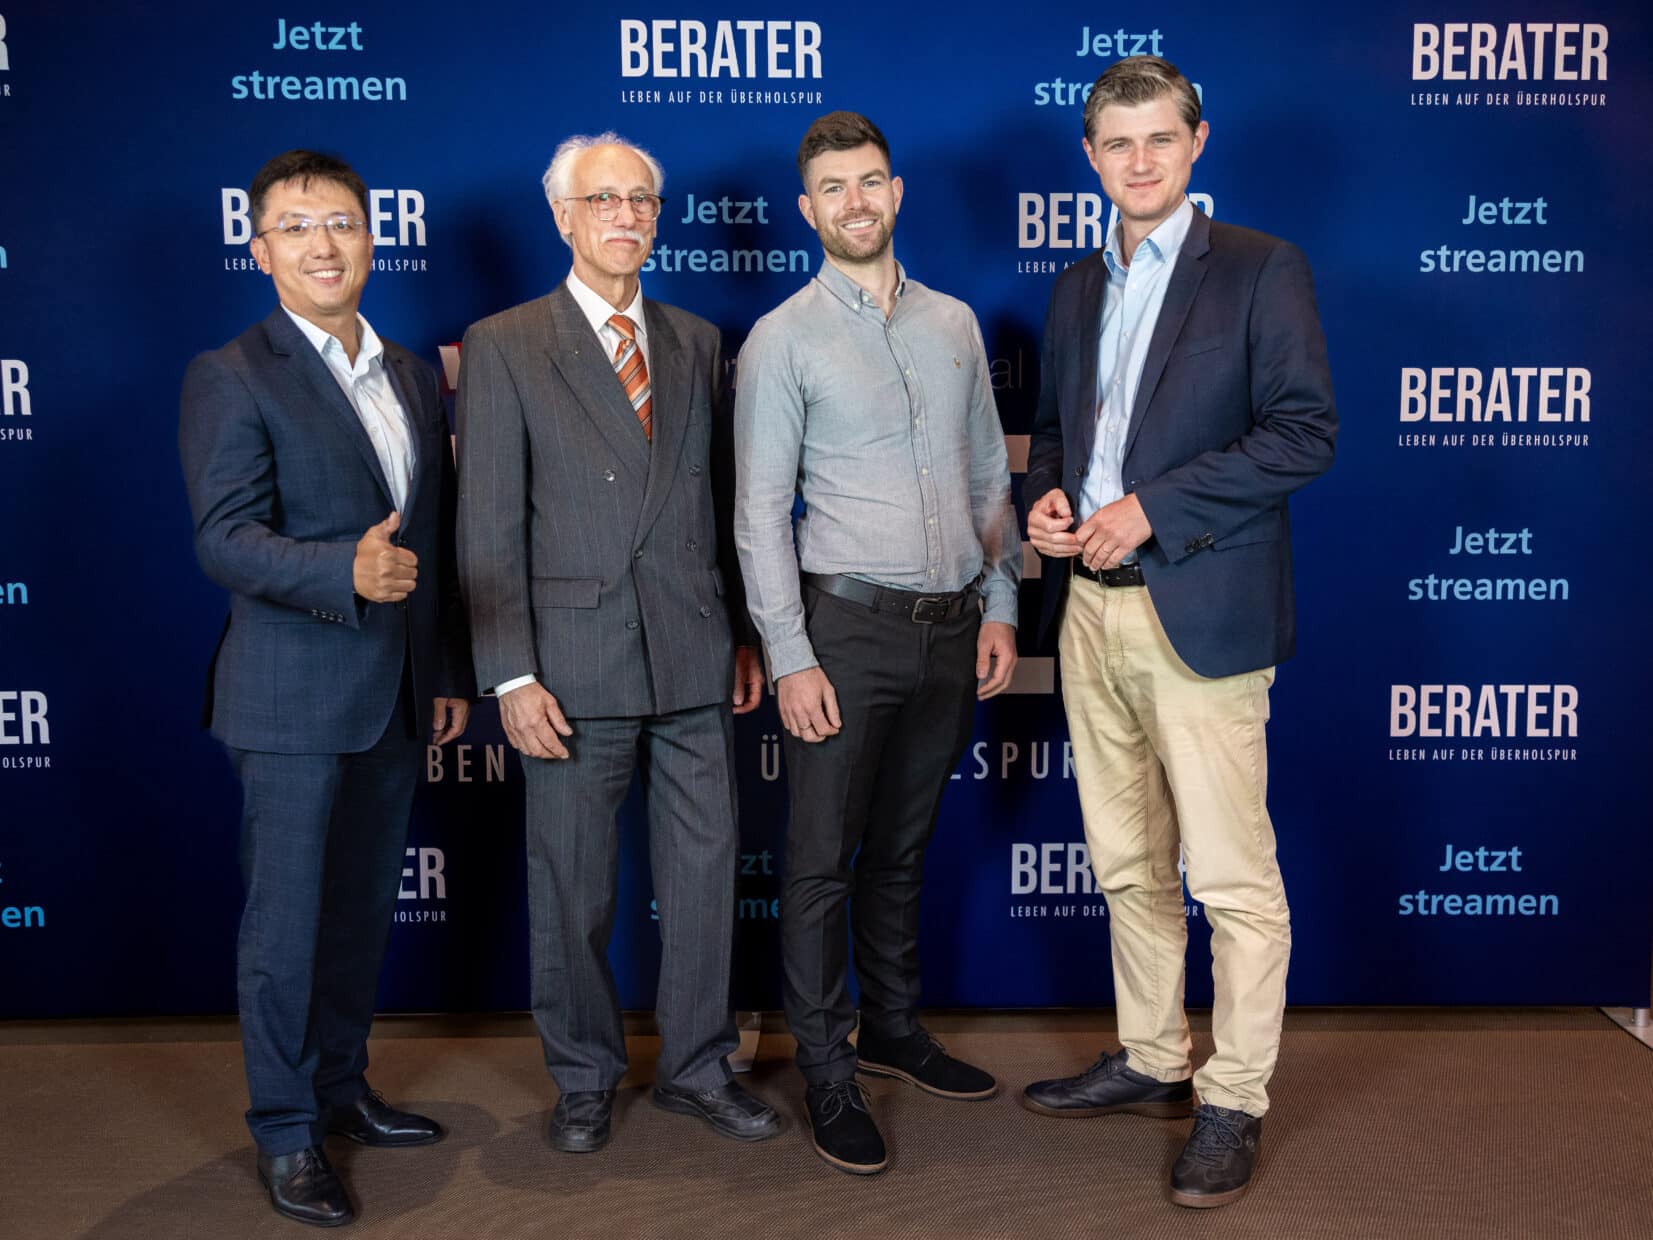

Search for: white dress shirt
xmin=283 ymin=307 xmax=415 ymax=513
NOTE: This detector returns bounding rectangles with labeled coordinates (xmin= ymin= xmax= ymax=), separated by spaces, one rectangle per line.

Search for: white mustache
xmin=603 ymin=228 xmax=646 ymax=243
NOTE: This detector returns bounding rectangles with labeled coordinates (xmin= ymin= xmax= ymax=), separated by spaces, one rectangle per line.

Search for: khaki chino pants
xmin=1058 ymin=576 xmax=1290 ymax=1116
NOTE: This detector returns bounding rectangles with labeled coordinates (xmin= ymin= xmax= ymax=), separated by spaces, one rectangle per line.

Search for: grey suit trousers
xmin=523 ymin=702 xmax=740 ymax=1094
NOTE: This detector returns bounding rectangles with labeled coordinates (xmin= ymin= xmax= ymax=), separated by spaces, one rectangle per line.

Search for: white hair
xmin=542 ymin=132 xmax=666 ymax=247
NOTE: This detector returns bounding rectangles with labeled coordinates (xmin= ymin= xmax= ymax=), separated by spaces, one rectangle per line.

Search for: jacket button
xmin=1073 ymin=466 xmax=1084 ymax=477
xmin=688 ymin=464 xmax=702 ymax=476
xmin=686 ymin=540 xmax=698 ymax=552
xmin=626 ymin=619 xmax=639 ymax=630
xmin=602 ymin=469 xmax=616 ymax=482
xmin=699 ymin=606 xmax=712 ymax=618
xmin=633 ymin=548 xmax=644 ymax=559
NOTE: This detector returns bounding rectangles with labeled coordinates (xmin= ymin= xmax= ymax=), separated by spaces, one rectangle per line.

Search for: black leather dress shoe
xmin=257 ymin=1146 xmax=354 ymax=1228
xmin=1020 ymin=1049 xmax=1193 ymax=1118
xmin=549 ymin=1089 xmax=615 ymax=1153
xmin=327 ymin=1089 xmax=445 ymax=1147
xmin=805 ymin=1080 xmax=887 ymax=1175
xmin=652 ymin=1080 xmax=782 ymax=1142
xmin=1171 ymin=1103 xmax=1263 ymax=1208
xmin=857 ymin=1028 xmax=998 ymax=1100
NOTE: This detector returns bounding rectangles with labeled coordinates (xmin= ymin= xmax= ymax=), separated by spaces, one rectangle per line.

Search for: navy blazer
xmin=1025 ymin=209 xmax=1337 ymax=678
xmin=180 ymin=307 xmax=474 ymax=754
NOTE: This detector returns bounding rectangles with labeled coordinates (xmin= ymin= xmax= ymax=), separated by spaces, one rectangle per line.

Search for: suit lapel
xmin=1122 ymin=210 xmax=1210 ymax=463
xmin=634 ymin=300 xmax=688 ymax=542
xmin=261 ymin=308 xmax=396 ymax=510
xmin=383 ymin=352 xmax=426 ymax=515
xmin=543 ymin=285 xmax=652 ymax=478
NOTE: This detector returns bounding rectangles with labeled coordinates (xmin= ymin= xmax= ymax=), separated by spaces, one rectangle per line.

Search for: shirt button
xmin=626 ymin=619 xmax=639 ymax=630
xmin=920 ymin=467 xmax=929 ymax=476
xmin=927 ymin=518 xmax=936 ymax=525
xmin=904 ymin=369 xmax=911 ymax=376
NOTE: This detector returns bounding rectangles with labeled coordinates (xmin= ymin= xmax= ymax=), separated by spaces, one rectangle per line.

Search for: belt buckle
xmin=911 ymin=595 xmax=950 ymax=624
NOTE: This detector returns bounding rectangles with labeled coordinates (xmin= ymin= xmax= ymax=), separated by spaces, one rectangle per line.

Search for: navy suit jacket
xmin=455 ymin=283 xmax=747 ymax=718
xmin=180 ymin=307 xmax=475 ymax=754
xmin=1025 ymin=209 xmax=1338 ymax=678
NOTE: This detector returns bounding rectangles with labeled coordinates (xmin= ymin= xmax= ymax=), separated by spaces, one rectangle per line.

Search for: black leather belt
xmin=1073 ymin=560 xmax=1145 ymax=588
xmin=801 ymin=572 xmax=977 ymax=624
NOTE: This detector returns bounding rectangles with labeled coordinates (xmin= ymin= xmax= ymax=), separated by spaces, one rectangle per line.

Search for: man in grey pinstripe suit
xmin=456 ymin=132 xmax=779 ymax=1152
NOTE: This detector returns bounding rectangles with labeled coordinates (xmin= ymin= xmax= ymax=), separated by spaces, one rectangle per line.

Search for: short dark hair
xmin=796 ymin=111 xmax=891 ymax=187
xmin=248 ymin=150 xmax=370 ymax=232
xmin=1083 ymin=55 xmax=1202 ymax=143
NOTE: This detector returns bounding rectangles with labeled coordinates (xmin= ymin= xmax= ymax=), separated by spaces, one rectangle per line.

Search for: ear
xmin=1081 ymin=137 xmax=1100 ymax=177
xmin=890 ymin=175 xmax=904 ymax=216
xmin=551 ymin=198 xmax=573 ymax=242
xmin=797 ymin=192 xmax=816 ymax=231
xmin=1190 ymin=120 xmax=1209 ymax=164
xmin=250 ymin=236 xmax=272 ymax=275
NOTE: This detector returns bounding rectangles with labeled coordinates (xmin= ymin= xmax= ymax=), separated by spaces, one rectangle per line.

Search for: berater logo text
xmin=1413 ymin=23 xmax=1607 ymax=80
xmin=1 ymin=357 xmax=30 ymax=442
xmin=621 ymin=20 xmax=821 ymax=78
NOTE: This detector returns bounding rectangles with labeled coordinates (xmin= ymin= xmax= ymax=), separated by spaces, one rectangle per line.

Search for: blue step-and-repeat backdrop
xmin=2 ymin=3 xmax=1650 ymax=1017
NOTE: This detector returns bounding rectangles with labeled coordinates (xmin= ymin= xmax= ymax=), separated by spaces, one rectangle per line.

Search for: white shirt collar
xmin=281 ymin=306 xmax=383 ymax=375
xmin=565 ymin=271 xmax=647 ymax=341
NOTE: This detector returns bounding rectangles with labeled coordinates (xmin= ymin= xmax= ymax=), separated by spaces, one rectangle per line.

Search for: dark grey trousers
xmin=522 ymin=702 xmax=740 ymax=1094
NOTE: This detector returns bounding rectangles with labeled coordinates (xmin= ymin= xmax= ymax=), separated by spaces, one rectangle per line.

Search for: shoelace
xmin=1184 ymin=1107 xmax=1247 ymax=1165
xmin=290 ymin=1147 xmax=335 ymax=1182
xmin=1074 ymin=1051 xmax=1126 ymax=1082
xmin=815 ymin=1079 xmax=873 ymax=1123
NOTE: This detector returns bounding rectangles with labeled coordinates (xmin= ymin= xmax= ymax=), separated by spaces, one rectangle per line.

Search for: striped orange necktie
xmin=607 ymin=313 xmax=653 ymax=442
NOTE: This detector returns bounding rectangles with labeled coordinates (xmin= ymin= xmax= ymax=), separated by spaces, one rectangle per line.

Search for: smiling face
xmin=248 ymin=176 xmax=371 ymax=334
xmin=1083 ymin=95 xmax=1208 ymax=244
xmin=798 ymin=143 xmax=903 ymax=267
xmin=552 ymin=143 xmax=658 ymax=303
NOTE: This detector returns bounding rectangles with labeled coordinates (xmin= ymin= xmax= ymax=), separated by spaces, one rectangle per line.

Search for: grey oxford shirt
xmin=733 ymin=259 xmax=1020 ymax=680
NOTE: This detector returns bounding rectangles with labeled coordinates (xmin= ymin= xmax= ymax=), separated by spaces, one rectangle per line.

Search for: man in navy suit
xmin=180 ymin=150 xmax=474 ymax=1228
xmin=1020 ymin=58 xmax=1336 ymax=1208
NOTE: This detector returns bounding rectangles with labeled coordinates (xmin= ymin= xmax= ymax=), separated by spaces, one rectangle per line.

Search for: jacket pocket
xmin=1175 ymin=335 xmax=1224 ymax=359
xmin=531 ymin=577 xmax=602 ymax=608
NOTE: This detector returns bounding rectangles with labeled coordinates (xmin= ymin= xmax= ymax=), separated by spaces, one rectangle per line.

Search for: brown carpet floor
xmin=0 ymin=1009 xmax=1647 ymax=1239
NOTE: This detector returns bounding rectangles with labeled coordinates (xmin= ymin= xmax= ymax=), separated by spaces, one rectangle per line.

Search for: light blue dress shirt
xmin=1079 ymin=198 xmax=1196 ymax=559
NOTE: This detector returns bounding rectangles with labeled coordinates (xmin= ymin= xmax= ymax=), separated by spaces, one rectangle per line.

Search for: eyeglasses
xmin=563 ymin=192 xmax=665 ymax=223
xmin=257 ymin=213 xmax=369 ymax=242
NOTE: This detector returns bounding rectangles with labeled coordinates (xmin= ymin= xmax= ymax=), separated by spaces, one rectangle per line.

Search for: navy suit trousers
xmin=228 ymin=684 xmax=421 ymax=1155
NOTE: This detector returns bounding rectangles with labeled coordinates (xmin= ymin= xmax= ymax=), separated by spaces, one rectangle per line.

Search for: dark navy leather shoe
xmin=1020 ymin=1049 xmax=1193 ymax=1118
xmin=327 ymin=1088 xmax=445 ymax=1147
xmin=652 ymin=1080 xmax=781 ymax=1141
xmin=1171 ymin=1103 xmax=1263 ymax=1208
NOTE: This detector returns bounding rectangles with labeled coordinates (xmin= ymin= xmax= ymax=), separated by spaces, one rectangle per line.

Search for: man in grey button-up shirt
xmin=733 ymin=111 xmax=1020 ymax=1176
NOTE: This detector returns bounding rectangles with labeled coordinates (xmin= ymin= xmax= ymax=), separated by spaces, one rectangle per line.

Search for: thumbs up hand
xmin=353 ymin=511 xmax=419 ymax=602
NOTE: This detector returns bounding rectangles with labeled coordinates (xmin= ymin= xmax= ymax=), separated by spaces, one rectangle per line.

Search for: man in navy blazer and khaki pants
xmin=180 ymin=151 xmax=474 ymax=1228
xmin=1021 ymin=58 xmax=1337 ymax=1208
